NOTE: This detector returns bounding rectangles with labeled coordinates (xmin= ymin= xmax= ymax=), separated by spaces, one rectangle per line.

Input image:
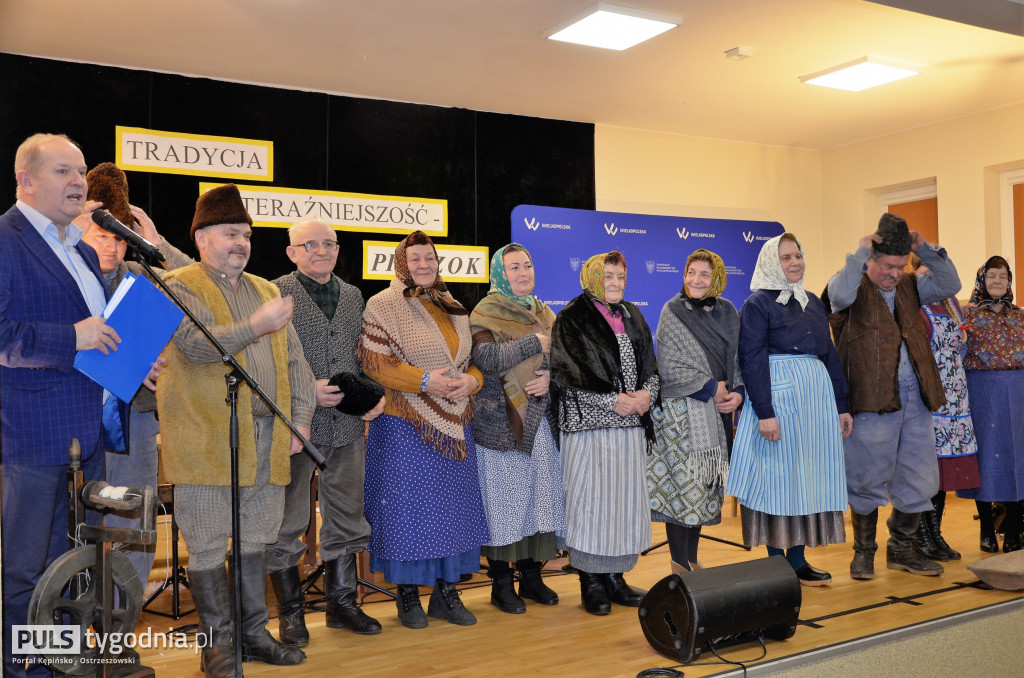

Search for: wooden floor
xmin=135 ymin=496 xmax=1024 ymax=677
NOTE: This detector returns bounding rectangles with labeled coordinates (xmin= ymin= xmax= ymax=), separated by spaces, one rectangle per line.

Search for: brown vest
xmin=826 ymin=274 xmax=945 ymax=415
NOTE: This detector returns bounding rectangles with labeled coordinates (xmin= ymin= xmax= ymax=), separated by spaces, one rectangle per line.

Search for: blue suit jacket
xmin=0 ymin=204 xmax=128 ymax=466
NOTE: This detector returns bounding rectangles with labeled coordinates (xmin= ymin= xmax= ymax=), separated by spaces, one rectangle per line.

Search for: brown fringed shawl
xmin=358 ymin=277 xmax=474 ymax=459
xmin=470 ymin=292 xmax=555 ymax=446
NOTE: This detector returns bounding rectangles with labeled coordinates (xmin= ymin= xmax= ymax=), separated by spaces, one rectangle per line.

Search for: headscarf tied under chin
xmin=488 ymin=243 xmax=538 ymax=311
xmin=970 ymin=256 xmax=1015 ymax=309
xmin=394 ymin=230 xmax=468 ymax=316
xmin=580 ymin=252 xmax=626 ymax=302
xmin=683 ymin=249 xmax=727 ymax=307
xmin=749 ymin=234 xmax=809 ymax=310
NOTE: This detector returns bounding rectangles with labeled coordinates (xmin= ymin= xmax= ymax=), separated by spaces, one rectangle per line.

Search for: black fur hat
xmin=327 ymin=373 xmax=385 ymax=416
xmin=873 ymin=213 xmax=912 ymax=256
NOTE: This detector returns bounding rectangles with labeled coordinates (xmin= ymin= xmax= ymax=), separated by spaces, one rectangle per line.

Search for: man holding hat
xmin=265 ymin=216 xmax=385 ymax=647
xmin=824 ymin=213 xmax=960 ymax=580
xmin=157 ymin=184 xmax=315 ymax=675
xmin=77 ymin=162 xmax=192 ymax=591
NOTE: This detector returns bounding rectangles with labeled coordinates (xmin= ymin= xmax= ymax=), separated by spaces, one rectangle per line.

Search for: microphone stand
xmin=131 ymin=249 xmax=325 ymax=677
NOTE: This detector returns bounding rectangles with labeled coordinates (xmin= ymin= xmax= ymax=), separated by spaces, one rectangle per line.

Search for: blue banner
xmin=511 ymin=205 xmax=785 ymax=330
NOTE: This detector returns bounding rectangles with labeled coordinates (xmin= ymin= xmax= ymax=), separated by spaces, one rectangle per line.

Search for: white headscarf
xmin=749 ymin=234 xmax=809 ymax=310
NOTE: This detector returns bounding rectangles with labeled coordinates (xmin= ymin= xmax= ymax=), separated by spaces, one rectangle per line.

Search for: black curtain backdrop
xmin=0 ymin=53 xmax=595 ymax=309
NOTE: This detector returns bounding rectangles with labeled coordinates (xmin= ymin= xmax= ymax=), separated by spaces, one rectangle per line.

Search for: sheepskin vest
xmin=158 ymin=264 xmax=292 ymax=486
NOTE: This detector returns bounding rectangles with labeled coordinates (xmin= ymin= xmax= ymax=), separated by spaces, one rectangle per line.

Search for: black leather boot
xmin=324 ymin=555 xmax=382 ymax=634
xmin=850 ymin=509 xmax=878 ymax=580
xmin=395 ymin=584 xmax=428 ymax=629
xmin=268 ymin=566 xmax=308 ymax=647
xmin=489 ymin=571 xmax=526 ymax=614
xmin=978 ymin=501 xmax=999 ymax=552
xmin=236 ymin=552 xmax=306 ymax=665
xmin=931 ymin=493 xmax=961 ymax=560
xmin=427 ymin=579 xmax=477 ymax=625
xmin=577 ymin=570 xmax=610 ymax=615
xmin=912 ymin=510 xmax=948 ymax=561
xmin=517 ymin=559 xmax=558 ymax=605
xmin=188 ymin=567 xmax=236 ymax=678
xmin=886 ymin=510 xmax=943 ymax=576
xmin=601 ymin=573 xmax=646 ymax=607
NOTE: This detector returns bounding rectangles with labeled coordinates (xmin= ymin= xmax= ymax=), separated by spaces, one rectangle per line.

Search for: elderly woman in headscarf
xmin=957 ymin=256 xmax=1024 ymax=553
xmin=908 ymin=253 xmax=980 ymax=561
xmin=358 ymin=230 xmax=489 ymax=629
xmin=470 ymin=244 xmax=565 ymax=614
xmin=727 ymin=233 xmax=852 ymax=586
xmin=649 ymin=249 xmax=743 ymax=573
xmin=550 ymin=250 xmax=659 ymax=616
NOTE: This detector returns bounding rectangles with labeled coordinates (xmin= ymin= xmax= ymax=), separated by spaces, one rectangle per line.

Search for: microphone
xmin=91 ymin=209 xmax=166 ymax=262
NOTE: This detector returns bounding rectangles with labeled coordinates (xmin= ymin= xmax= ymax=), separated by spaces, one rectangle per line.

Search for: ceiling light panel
xmin=800 ymin=56 xmax=919 ymax=92
xmin=546 ymin=3 xmax=681 ymax=51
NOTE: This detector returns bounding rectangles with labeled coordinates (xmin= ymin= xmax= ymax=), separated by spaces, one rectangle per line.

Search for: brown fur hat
xmin=86 ymin=162 xmax=133 ymax=226
xmin=190 ymin=184 xmax=252 ymax=240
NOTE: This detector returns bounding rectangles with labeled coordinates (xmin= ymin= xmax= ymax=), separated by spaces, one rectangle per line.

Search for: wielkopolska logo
xmin=743 ymin=231 xmax=755 ymax=243
xmin=604 ymin=223 xmax=618 ymax=236
xmin=676 ymin=227 xmax=689 ymax=239
xmin=524 ymin=217 xmax=540 ymax=231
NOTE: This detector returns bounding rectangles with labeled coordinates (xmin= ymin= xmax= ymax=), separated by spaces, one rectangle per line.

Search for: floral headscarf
xmin=580 ymin=251 xmax=626 ymax=303
xmin=683 ymin=249 xmax=727 ymax=305
xmin=749 ymin=234 xmax=809 ymax=310
xmin=488 ymin=243 xmax=538 ymax=310
xmin=969 ymin=256 xmax=1014 ymax=309
xmin=394 ymin=230 xmax=468 ymax=315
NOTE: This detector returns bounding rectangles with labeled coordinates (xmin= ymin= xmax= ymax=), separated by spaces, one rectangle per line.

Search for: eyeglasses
xmin=295 ymin=240 xmax=339 ymax=252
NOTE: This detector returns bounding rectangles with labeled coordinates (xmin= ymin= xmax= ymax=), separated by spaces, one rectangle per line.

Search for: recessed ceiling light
xmin=546 ymin=3 xmax=681 ymax=51
xmin=800 ymin=56 xmax=919 ymax=92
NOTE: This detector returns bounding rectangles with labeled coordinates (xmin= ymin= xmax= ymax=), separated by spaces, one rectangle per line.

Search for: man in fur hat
xmin=824 ymin=213 xmax=960 ymax=581
xmin=76 ymin=162 xmax=193 ymax=591
xmin=156 ymin=184 xmax=315 ymax=676
xmin=265 ymin=216 xmax=385 ymax=646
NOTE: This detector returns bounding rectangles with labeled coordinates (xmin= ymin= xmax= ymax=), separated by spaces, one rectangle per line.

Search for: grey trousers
xmin=844 ymin=381 xmax=940 ymax=515
xmin=266 ymin=437 xmax=371 ymax=572
xmin=175 ymin=417 xmax=285 ymax=571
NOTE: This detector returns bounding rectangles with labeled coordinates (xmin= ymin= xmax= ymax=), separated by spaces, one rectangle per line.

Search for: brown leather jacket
xmin=823 ymin=274 xmax=945 ymax=415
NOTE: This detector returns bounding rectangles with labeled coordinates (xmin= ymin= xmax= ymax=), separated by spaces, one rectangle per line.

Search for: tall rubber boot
xmin=850 ymin=509 xmax=878 ymax=580
xmin=188 ymin=566 xmax=236 ymax=678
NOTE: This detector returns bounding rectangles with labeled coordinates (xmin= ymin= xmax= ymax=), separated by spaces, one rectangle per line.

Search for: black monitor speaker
xmin=638 ymin=556 xmax=801 ymax=663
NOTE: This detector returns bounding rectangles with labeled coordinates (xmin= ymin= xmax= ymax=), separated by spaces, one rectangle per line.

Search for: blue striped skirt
xmin=727 ymin=355 xmax=847 ymax=516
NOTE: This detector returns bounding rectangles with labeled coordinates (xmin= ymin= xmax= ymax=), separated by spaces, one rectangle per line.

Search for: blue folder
xmin=74 ymin=272 xmax=185 ymax=403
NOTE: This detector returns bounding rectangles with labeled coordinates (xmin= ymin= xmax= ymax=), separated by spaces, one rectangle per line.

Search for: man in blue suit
xmin=0 ymin=133 xmax=123 ymax=677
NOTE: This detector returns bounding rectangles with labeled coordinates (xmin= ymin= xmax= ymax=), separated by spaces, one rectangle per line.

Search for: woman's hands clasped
xmin=613 ymin=389 xmax=651 ymax=417
xmin=423 ymin=368 xmax=478 ymax=400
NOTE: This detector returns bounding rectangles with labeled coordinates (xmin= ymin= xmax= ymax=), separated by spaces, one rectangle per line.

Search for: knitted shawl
xmin=359 ymin=277 xmax=474 ymax=459
xmin=470 ymin=291 xmax=555 ymax=447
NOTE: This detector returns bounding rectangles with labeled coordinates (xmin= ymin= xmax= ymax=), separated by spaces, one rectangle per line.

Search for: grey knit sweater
xmin=273 ymin=272 xmax=365 ymax=448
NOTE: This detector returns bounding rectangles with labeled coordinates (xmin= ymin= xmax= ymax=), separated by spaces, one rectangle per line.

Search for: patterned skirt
xmin=727 ymin=355 xmax=848 ymax=516
xmin=648 ymin=396 xmax=728 ymax=527
xmin=561 ymin=426 xmax=652 ymax=557
xmin=364 ymin=415 xmax=489 ymax=581
xmin=476 ymin=417 xmax=566 ymax=551
xmin=957 ymin=370 xmax=1024 ymax=502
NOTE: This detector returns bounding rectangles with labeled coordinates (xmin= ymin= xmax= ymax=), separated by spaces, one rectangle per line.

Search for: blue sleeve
xmin=687 ymin=378 xmax=718 ymax=402
xmin=738 ymin=294 xmax=776 ymax=420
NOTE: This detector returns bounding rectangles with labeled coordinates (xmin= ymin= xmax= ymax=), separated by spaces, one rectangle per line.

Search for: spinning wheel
xmin=28 ymin=547 xmax=143 ymax=676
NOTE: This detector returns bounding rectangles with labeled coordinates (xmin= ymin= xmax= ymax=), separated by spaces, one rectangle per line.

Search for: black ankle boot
xmin=324 ymin=556 xmax=382 ymax=634
xmin=235 ymin=553 xmax=305 ymax=665
xmin=601 ymin=573 xmax=646 ymax=607
xmin=489 ymin=571 xmax=526 ymax=614
xmin=886 ymin=510 xmax=943 ymax=576
xmin=395 ymin=584 xmax=427 ymax=629
xmin=517 ymin=559 xmax=558 ymax=605
xmin=577 ymin=570 xmax=610 ymax=615
xmin=427 ymin=579 xmax=477 ymax=625
xmin=978 ymin=501 xmax=999 ymax=552
xmin=913 ymin=510 xmax=948 ymax=561
xmin=268 ymin=566 xmax=308 ymax=647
